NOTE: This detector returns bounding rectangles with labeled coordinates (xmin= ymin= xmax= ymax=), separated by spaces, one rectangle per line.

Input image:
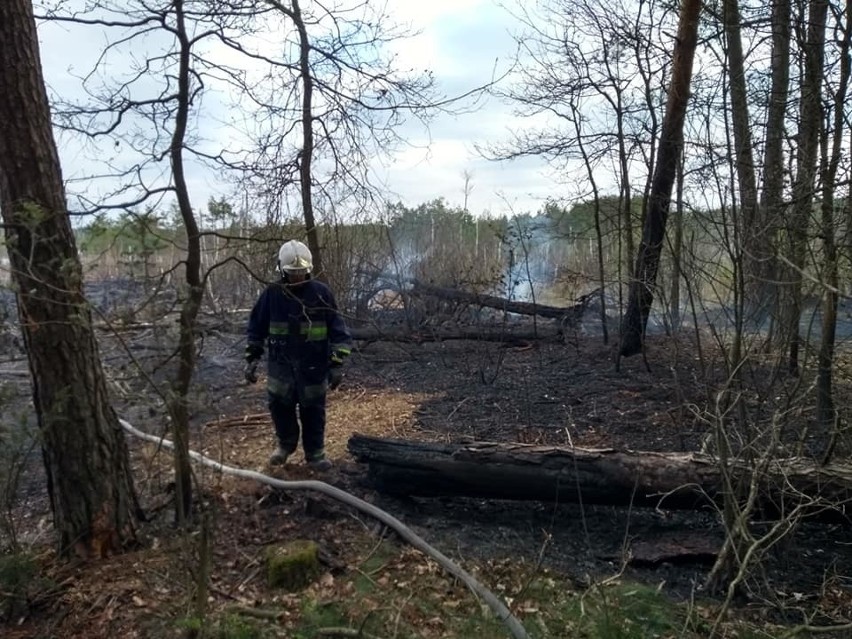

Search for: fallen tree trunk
xmin=348 ymin=435 xmax=852 ymax=518
xmin=350 ymin=326 xmax=561 ymax=344
xmin=410 ymin=280 xmax=590 ymax=325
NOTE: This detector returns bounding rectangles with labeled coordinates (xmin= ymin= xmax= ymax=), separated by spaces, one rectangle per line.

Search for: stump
xmin=265 ymin=540 xmax=321 ymax=591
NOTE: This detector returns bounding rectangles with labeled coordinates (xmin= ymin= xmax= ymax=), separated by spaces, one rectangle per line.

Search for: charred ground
xmin=2 ymin=306 xmax=851 ymax=637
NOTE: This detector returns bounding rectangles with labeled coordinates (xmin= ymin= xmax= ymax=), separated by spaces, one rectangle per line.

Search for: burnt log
xmin=350 ymin=326 xmax=562 ymax=344
xmin=347 ymin=435 xmax=852 ymax=518
xmin=410 ymin=280 xmax=591 ymax=326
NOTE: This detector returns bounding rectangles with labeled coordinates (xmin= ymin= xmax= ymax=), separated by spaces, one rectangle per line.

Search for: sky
xmin=377 ymin=0 xmax=558 ymax=216
xmin=35 ymin=0 xmax=563 ymax=220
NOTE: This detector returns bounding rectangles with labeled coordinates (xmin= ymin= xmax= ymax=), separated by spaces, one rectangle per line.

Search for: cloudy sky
xmin=379 ymin=0 xmax=558 ymax=216
xmin=36 ymin=0 xmax=561 ymax=218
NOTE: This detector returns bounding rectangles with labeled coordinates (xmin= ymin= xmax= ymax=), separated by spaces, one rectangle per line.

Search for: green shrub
xmin=0 ymin=552 xmax=39 ymax=622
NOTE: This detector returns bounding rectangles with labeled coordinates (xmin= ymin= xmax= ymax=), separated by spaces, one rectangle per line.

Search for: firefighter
xmin=244 ymin=240 xmax=351 ymax=469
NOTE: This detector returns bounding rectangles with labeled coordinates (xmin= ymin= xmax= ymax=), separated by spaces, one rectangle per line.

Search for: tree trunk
xmin=351 ymin=326 xmax=562 ymax=343
xmin=293 ymin=0 xmax=324 ymax=279
xmin=815 ymin=0 xmax=850 ymax=438
xmin=348 ymin=435 xmax=852 ymax=518
xmin=784 ymin=0 xmax=828 ymax=375
xmin=0 ymin=0 xmax=140 ymax=556
xmin=620 ymin=0 xmax=702 ymax=357
xmin=410 ymin=280 xmax=590 ymax=325
xmin=723 ymin=0 xmax=761 ymax=319
xmin=669 ymin=151 xmax=684 ymax=330
xmin=167 ymin=0 xmax=202 ymax=523
xmin=761 ymin=0 xmax=791 ymax=348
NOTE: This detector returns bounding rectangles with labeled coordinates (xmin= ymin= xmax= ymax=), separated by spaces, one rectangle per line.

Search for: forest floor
xmin=2 ymin=313 xmax=852 ymax=638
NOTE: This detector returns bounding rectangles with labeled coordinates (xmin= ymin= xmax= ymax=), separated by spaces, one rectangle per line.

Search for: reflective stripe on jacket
xmin=246 ymin=279 xmax=352 ymax=384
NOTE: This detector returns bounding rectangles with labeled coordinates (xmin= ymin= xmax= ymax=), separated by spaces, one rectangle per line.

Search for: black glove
xmin=328 ymin=366 xmax=343 ymax=390
xmin=245 ymin=343 xmax=264 ymax=361
xmin=244 ymin=360 xmax=259 ymax=384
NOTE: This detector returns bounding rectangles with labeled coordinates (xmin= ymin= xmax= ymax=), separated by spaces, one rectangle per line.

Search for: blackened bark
xmin=348 ymin=435 xmax=852 ymax=519
xmin=410 ymin=280 xmax=590 ymax=325
xmin=350 ymin=326 xmax=562 ymax=343
xmin=619 ymin=0 xmax=702 ymax=357
xmin=0 ymin=0 xmax=140 ymax=556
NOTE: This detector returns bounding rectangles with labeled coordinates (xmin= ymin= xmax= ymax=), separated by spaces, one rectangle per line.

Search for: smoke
xmin=499 ymin=216 xmax=568 ymax=303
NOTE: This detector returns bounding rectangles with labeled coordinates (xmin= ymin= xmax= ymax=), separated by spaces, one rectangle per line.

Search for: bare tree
xmin=167 ymin=0 xmax=204 ymax=522
xmin=491 ymin=0 xmax=670 ymax=287
xmin=40 ymin=0 xmax=245 ymax=521
xmin=0 ymin=0 xmax=140 ymax=556
xmin=266 ymin=0 xmax=326 ymax=277
xmin=668 ymin=150 xmax=685 ymax=330
xmin=237 ymin=0 xmax=444 ymax=276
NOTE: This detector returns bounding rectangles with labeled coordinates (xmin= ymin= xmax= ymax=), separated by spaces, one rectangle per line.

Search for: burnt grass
xmin=3 ymin=304 xmax=852 ymax=635
xmin=345 ymin=334 xmax=852 ymax=608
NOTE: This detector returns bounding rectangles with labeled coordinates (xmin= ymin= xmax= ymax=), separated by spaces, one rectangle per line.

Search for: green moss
xmin=265 ymin=540 xmax=320 ymax=592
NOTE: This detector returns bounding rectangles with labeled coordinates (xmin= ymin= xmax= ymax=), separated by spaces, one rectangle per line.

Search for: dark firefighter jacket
xmin=246 ymin=279 xmax=352 ymax=399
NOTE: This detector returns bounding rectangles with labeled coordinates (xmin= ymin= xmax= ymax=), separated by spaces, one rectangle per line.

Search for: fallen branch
xmin=350 ymin=326 xmax=561 ymax=344
xmin=119 ymin=419 xmax=529 ymax=639
xmin=204 ymin=413 xmax=270 ymax=429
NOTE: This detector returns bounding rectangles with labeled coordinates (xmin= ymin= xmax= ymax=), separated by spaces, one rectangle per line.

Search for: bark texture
xmin=0 ymin=0 xmax=139 ymax=556
xmin=348 ymin=435 xmax=852 ymax=518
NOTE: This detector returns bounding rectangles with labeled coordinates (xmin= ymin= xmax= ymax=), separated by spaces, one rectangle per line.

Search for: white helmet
xmin=277 ymin=240 xmax=313 ymax=274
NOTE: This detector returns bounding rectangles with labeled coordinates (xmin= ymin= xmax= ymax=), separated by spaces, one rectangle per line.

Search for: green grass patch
xmin=176 ymin=612 xmax=275 ymax=639
xmin=570 ymin=582 xmax=686 ymax=638
xmin=0 ymin=551 xmax=57 ymax=623
xmin=285 ymin=541 xmax=778 ymax=639
xmin=291 ymin=600 xmax=357 ymax=639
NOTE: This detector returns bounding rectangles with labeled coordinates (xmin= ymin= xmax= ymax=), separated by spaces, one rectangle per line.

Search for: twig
xmin=445 ymin=397 xmax=470 ymax=423
xmin=119 ymin=419 xmax=530 ymax=639
xmin=209 ymin=586 xmax=240 ymax=602
xmin=392 ymin=590 xmax=416 ymax=638
xmin=204 ymin=413 xmax=269 ymax=429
